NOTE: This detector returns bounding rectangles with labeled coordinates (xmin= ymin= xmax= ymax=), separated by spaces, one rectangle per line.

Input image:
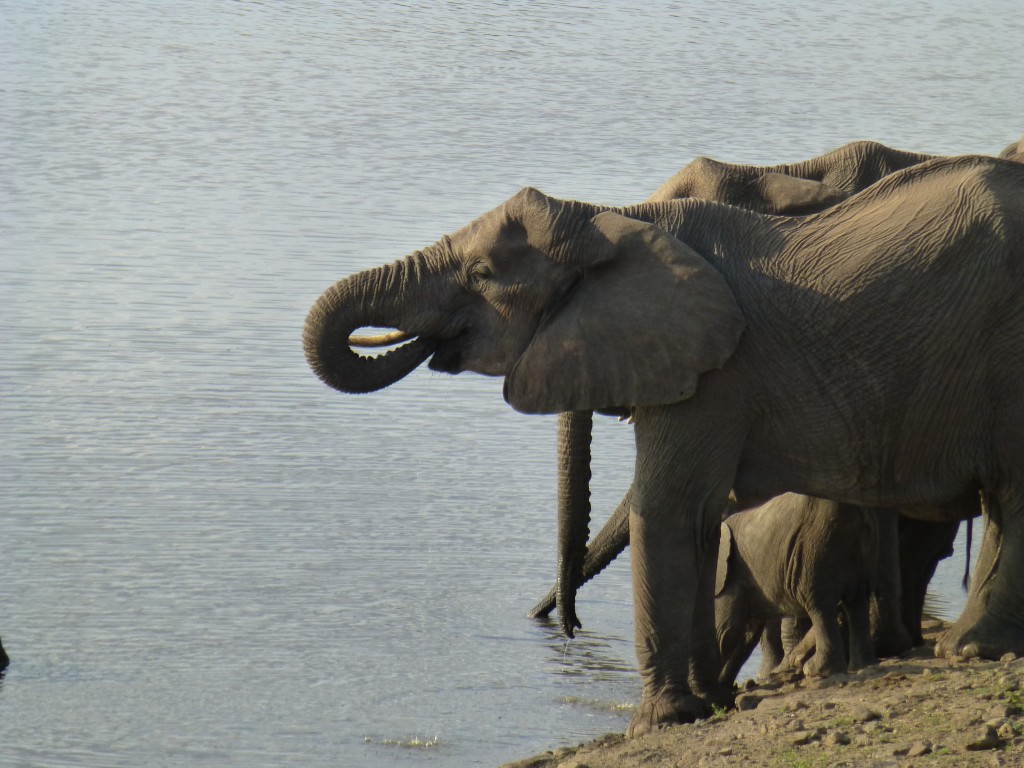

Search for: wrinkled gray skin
xmin=714 ymin=495 xmax=878 ymax=686
xmin=304 ymin=155 xmax=1024 ymax=737
xmin=535 ymin=140 xmax=944 ymax=645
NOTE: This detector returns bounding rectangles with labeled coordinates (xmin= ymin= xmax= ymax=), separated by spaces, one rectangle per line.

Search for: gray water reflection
xmin=1 ymin=1 xmax=1020 ymax=766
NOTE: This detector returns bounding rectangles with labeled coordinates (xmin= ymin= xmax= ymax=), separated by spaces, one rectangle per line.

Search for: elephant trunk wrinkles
xmin=303 ymin=255 xmax=438 ymax=394
xmin=529 ymin=487 xmax=631 ymax=619
xmin=555 ymin=410 xmax=593 ymax=638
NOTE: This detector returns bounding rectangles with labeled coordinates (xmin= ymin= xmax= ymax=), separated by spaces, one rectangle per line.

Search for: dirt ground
xmin=501 ymin=620 xmax=1024 ymax=768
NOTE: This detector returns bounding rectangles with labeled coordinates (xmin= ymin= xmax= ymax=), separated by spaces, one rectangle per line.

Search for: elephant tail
xmin=962 ymin=514 xmax=973 ymax=592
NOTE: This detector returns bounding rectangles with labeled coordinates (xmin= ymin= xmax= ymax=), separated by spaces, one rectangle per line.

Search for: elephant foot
xmin=784 ymin=634 xmax=816 ymax=672
xmin=692 ymin=678 xmax=735 ymax=711
xmin=846 ymin=650 xmax=878 ymax=672
xmin=935 ymin=613 xmax=1024 ymax=659
xmin=627 ymin=690 xmax=709 ymax=738
xmin=801 ymin=650 xmax=846 ymax=679
xmin=872 ymin=624 xmax=914 ymax=658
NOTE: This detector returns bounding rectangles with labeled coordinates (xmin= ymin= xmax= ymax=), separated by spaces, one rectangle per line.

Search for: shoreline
xmin=501 ymin=621 xmax=1024 ymax=768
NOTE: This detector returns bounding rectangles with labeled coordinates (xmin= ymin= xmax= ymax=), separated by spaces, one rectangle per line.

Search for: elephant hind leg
xmin=935 ymin=490 xmax=1024 ymax=658
xmin=799 ymin=604 xmax=847 ymax=678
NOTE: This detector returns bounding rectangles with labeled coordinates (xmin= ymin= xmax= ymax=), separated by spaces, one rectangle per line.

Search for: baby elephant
xmin=715 ymin=494 xmax=878 ymax=685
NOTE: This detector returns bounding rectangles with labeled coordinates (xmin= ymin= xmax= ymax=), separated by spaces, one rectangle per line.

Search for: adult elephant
xmin=645 ymin=138 xmax=938 ymax=210
xmin=528 ymin=140 xmax=946 ymax=647
xmin=304 ymin=155 xmax=1024 ymax=736
xmin=535 ymin=137 xmax=1022 ymax=647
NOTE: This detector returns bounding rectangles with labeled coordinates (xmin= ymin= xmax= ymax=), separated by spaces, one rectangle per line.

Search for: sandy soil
xmin=501 ymin=621 xmax=1024 ymax=768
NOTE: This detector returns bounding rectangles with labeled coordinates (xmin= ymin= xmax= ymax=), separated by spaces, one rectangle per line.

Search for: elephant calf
xmin=715 ymin=494 xmax=878 ymax=685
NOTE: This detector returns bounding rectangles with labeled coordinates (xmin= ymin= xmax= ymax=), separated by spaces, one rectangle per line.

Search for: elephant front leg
xmin=935 ymin=494 xmax=1024 ymax=659
xmin=627 ymin=508 xmax=720 ymax=737
xmin=756 ymin=619 xmax=785 ymax=681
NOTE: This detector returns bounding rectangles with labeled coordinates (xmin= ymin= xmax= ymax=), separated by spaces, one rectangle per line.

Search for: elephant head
xmin=305 ymin=189 xmax=745 ymax=412
xmin=1000 ymin=135 xmax=1024 ymax=162
xmin=305 ymin=191 xmax=746 ymax=636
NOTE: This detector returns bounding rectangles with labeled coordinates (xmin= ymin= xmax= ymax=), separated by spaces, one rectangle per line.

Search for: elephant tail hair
xmin=962 ymin=515 xmax=973 ymax=592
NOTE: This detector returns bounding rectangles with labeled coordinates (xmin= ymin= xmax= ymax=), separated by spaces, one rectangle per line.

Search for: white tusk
xmin=348 ymin=330 xmax=413 ymax=348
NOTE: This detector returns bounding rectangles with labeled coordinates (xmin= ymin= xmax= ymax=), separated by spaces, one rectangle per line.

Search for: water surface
xmin=1 ymin=2 xmax=1019 ymax=766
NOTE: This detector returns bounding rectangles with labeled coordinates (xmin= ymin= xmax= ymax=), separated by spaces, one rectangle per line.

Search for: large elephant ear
xmin=504 ymin=211 xmax=745 ymax=414
xmin=759 ymin=172 xmax=847 ymax=214
xmin=715 ymin=522 xmax=733 ymax=597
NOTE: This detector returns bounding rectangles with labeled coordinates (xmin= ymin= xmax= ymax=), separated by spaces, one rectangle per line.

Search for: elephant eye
xmin=469 ymin=263 xmax=492 ymax=286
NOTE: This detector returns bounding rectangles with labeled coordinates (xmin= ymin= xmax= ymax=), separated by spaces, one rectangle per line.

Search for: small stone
xmin=907 ymin=740 xmax=932 ymax=757
xmin=736 ymin=693 xmax=762 ymax=711
xmin=790 ymin=730 xmax=818 ymax=746
xmin=891 ymin=745 xmax=910 ymax=756
xmin=965 ymin=724 xmax=1001 ymax=751
xmin=822 ymin=731 xmax=850 ymax=747
xmin=989 ymin=704 xmax=1014 ymax=719
xmin=997 ymin=722 xmax=1016 ymax=741
xmin=998 ymin=674 xmax=1020 ymax=691
xmin=804 ymin=676 xmax=844 ymax=690
xmin=851 ymin=705 xmax=882 ymax=723
xmin=986 ymin=717 xmax=1007 ymax=730
xmin=921 ymin=667 xmax=933 ymax=676
xmin=1001 ymin=652 xmax=1018 ymax=663
xmin=783 ymin=699 xmax=809 ymax=713
xmin=718 ymin=747 xmax=733 ymax=756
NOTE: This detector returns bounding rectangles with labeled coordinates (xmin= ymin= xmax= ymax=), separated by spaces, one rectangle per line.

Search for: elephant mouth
xmin=426 ymin=340 xmax=465 ymax=374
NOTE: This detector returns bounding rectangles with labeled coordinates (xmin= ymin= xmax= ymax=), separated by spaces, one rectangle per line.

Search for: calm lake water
xmin=1 ymin=2 xmax=1020 ymax=766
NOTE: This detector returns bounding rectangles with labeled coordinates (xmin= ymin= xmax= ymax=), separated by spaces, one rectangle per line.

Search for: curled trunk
xmin=303 ymin=257 xmax=437 ymax=394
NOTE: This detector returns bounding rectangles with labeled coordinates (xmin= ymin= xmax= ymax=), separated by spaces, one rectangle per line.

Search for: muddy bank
xmin=502 ymin=622 xmax=1024 ymax=768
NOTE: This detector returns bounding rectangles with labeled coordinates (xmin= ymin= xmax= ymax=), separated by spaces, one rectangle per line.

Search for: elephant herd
xmin=305 ymin=136 xmax=1024 ymax=737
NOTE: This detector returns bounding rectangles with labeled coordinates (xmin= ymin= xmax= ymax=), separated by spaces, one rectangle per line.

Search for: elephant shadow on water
xmin=305 ymin=152 xmax=1024 ymax=737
